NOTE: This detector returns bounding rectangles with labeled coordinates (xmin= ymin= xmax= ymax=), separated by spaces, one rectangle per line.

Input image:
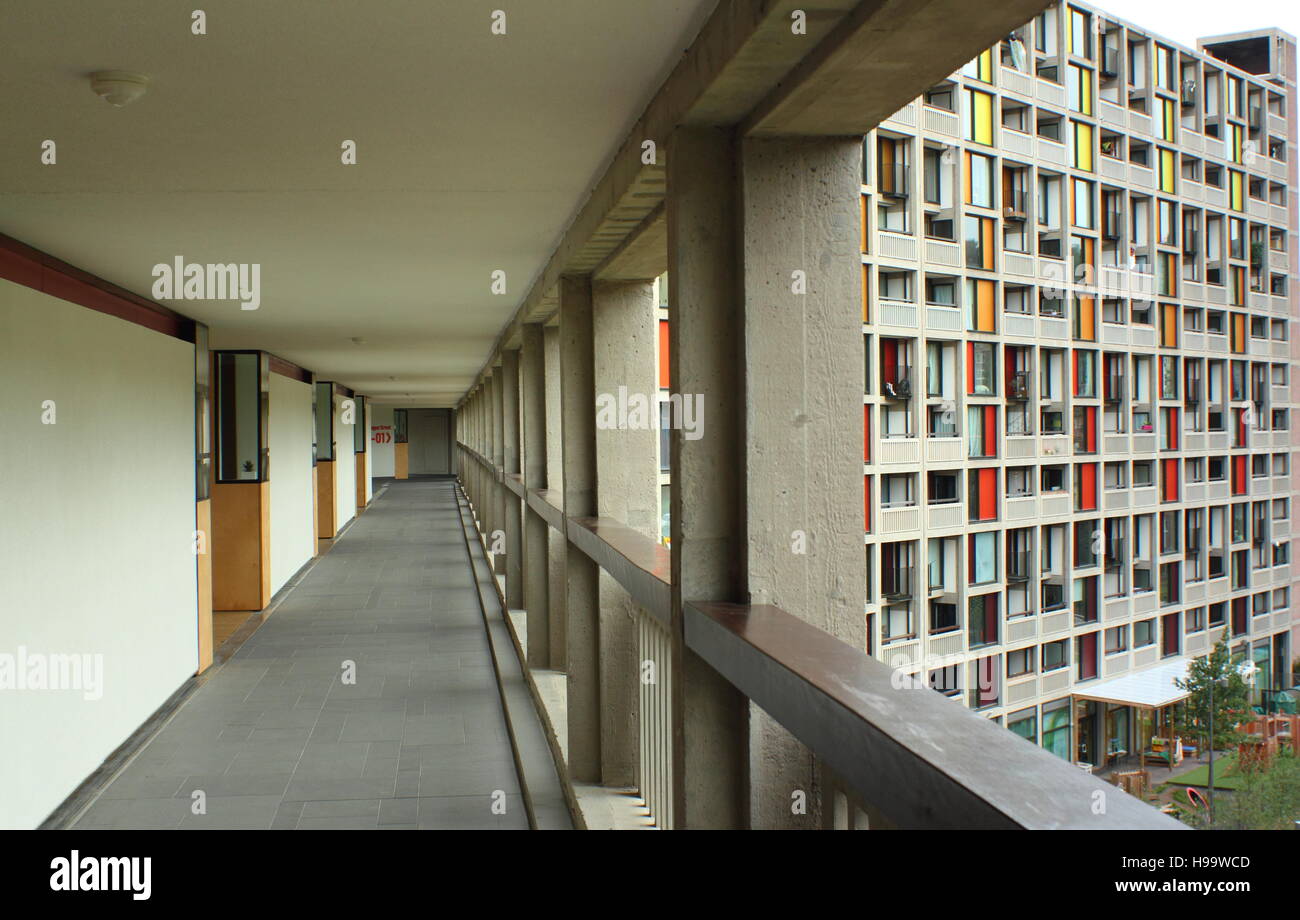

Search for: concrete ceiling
xmin=0 ymin=0 xmax=717 ymax=406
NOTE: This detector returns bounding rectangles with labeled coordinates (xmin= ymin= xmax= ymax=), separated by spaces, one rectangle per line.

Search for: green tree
xmin=1174 ymin=641 xmax=1250 ymax=755
xmin=1206 ymin=751 xmax=1300 ymax=830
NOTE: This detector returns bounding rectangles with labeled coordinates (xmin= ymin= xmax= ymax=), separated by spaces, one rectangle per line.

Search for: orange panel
xmin=658 ymin=319 xmax=671 ymax=388
xmin=1080 ymin=297 xmax=1095 ymax=340
xmin=977 ymin=280 xmax=995 ymax=331
xmin=861 ymin=196 xmax=869 ymax=253
xmin=196 ymin=499 xmax=213 ymax=674
xmin=211 ymin=481 xmax=271 ymax=612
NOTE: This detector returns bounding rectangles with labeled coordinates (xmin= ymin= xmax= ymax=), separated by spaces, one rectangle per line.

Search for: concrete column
xmin=544 ymin=325 xmax=567 ymax=669
xmin=502 ymin=349 xmax=523 ymax=606
xmin=559 ymin=273 xmax=600 ymax=782
xmin=593 ymin=279 xmax=658 ymax=786
xmin=521 ymin=324 xmax=550 ymax=666
xmin=741 ymin=136 xmax=866 ymax=828
xmin=492 ymin=361 xmax=507 ymax=574
xmin=473 ymin=389 xmax=482 ymax=505
xmin=479 ymin=377 xmax=493 ymax=532
xmin=667 ymin=126 xmax=750 ymax=828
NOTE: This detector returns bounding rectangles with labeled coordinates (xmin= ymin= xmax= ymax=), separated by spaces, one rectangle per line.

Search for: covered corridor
xmin=1 ymin=0 xmax=1199 ymax=832
xmin=62 ymin=479 xmax=565 ymax=830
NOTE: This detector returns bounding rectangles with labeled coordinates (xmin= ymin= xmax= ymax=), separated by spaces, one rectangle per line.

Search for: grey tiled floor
xmin=74 ymin=479 xmax=528 ymax=830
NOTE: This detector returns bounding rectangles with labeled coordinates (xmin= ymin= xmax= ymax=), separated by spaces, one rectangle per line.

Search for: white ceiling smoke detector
xmin=89 ymin=71 xmax=150 ymax=107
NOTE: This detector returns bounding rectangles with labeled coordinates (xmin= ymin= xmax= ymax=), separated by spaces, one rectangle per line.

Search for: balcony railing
xmin=457 ymin=442 xmax=1183 ymax=830
xmin=878 ymin=162 xmax=910 ymax=199
xmin=1003 ymin=188 xmax=1028 ymax=221
xmin=1006 ymin=549 xmax=1032 ymax=583
xmin=882 ymin=367 xmax=914 ymax=400
xmin=882 ymin=567 xmax=914 ymax=601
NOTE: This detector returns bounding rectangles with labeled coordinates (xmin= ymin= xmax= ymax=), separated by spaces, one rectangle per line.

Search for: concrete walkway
xmin=73 ymin=479 xmax=530 ymax=829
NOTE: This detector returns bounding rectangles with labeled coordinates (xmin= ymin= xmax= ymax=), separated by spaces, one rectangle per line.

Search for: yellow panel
xmin=973 ymin=91 xmax=993 ymax=145
xmin=1076 ymin=123 xmax=1094 ymax=172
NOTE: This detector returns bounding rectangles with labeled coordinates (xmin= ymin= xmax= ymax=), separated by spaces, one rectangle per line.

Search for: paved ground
xmin=73 ymin=479 xmax=528 ymax=829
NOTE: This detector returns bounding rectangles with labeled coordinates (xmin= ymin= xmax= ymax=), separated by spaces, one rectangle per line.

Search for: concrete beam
xmin=592 ymin=205 xmax=667 ymax=283
xmin=745 ymin=0 xmax=1053 ymax=135
xmin=470 ymin=0 xmax=865 ymax=382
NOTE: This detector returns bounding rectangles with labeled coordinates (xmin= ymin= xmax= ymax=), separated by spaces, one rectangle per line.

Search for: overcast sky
xmin=1099 ymin=0 xmax=1299 ymax=51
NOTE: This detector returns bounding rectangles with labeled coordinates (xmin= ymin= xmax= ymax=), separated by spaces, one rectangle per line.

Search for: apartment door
xmin=1075 ymin=700 xmax=1098 ymax=767
xmin=407 ymin=409 xmax=449 ymax=474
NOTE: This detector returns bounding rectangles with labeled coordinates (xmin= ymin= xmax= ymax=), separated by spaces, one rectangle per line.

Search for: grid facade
xmin=860 ymin=1 xmax=1299 ymax=763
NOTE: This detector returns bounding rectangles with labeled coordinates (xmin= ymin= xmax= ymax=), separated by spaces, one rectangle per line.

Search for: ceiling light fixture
xmin=89 ymin=70 xmax=150 ymax=107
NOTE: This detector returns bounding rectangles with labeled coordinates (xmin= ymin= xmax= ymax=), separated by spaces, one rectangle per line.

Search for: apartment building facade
xmin=860 ymin=2 xmax=1299 ymax=767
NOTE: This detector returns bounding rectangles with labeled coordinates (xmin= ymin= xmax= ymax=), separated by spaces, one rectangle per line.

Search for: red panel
xmin=883 ymin=339 xmax=898 ymax=385
xmin=1081 ymin=463 xmax=1097 ymax=510
xmin=966 ymin=342 xmax=975 ymax=394
xmin=983 ymin=406 xmax=997 ymax=456
xmin=978 ymin=468 xmax=997 ymax=520
xmin=1085 ymin=406 xmax=1097 ymax=453
xmin=1162 ymin=615 xmax=1179 ymax=654
xmin=1080 ymin=632 xmax=1098 ymax=680
xmin=1163 ymin=459 xmax=1179 ymax=502
xmin=863 ymin=405 xmax=871 ymax=462
xmin=1232 ymin=455 xmax=1247 ymax=495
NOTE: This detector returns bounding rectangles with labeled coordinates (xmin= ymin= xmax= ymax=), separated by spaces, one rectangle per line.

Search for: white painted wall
xmin=363 ymin=402 xmax=373 ymax=503
xmin=334 ymin=395 xmax=356 ymax=531
xmin=268 ymin=374 xmax=315 ymax=596
xmin=0 ymin=279 xmax=197 ymax=829
xmin=369 ymin=404 xmax=395 ymax=478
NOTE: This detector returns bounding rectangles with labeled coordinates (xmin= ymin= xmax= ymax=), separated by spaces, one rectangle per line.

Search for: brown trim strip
xmin=333 ymin=382 xmax=356 ymax=399
xmin=268 ymin=354 xmax=312 ymax=383
xmin=0 ymin=232 xmax=196 ymax=343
